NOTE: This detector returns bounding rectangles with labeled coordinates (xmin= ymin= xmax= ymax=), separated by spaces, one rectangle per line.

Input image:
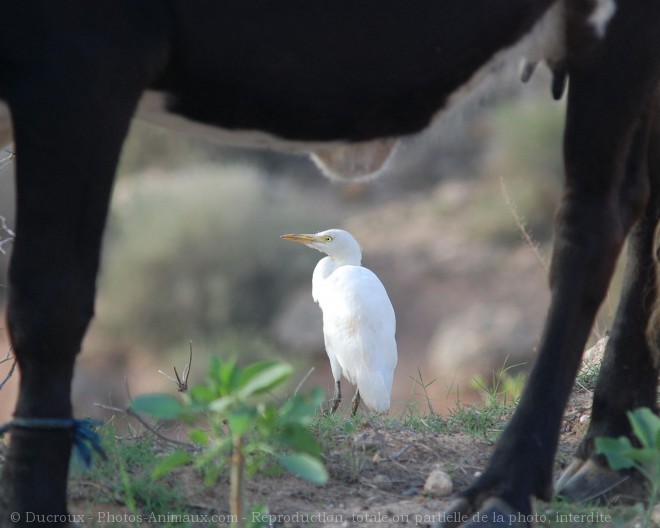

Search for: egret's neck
xmin=311 ymin=254 xmax=361 ymax=302
xmin=317 ymin=253 xmax=361 ymax=276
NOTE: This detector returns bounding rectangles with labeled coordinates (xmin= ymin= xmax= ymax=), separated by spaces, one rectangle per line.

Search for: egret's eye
xmin=323 ymin=235 xmax=333 ymax=243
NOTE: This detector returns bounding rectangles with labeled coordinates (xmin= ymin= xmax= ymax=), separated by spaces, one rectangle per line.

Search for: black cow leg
xmin=442 ymin=5 xmax=660 ymax=526
xmin=0 ymin=78 xmax=144 ymax=528
xmin=0 ymin=10 xmax=165 ymax=523
xmin=556 ymin=93 xmax=660 ymax=504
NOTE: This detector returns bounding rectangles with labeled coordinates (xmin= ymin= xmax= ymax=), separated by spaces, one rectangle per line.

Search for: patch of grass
xmin=445 ymin=396 xmax=514 ymax=441
xmin=70 ymin=422 xmax=200 ymax=527
xmin=400 ymin=410 xmax=448 ymax=435
xmin=575 ymin=336 xmax=607 ymax=393
xmin=387 ymin=382 xmax=514 ymax=443
xmin=444 ymin=363 xmax=522 ymax=441
xmin=399 ymin=368 xmax=452 ymax=434
xmin=398 ymin=364 xmax=522 ymax=440
xmin=575 ymin=360 xmax=601 ymax=393
xmin=311 ymin=413 xmax=369 ymax=482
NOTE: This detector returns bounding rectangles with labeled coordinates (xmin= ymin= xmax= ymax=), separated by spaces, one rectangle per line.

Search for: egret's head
xmin=281 ymin=229 xmax=362 ymax=264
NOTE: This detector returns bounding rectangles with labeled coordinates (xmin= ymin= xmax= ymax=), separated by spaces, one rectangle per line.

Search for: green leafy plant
xmin=131 ymin=357 xmax=327 ymax=527
xmin=595 ymin=407 xmax=660 ymax=528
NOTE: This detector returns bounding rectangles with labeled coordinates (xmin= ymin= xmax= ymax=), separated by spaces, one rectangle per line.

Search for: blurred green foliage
xmin=98 ymin=165 xmax=323 ymax=353
xmin=465 ymin=97 xmax=564 ymax=243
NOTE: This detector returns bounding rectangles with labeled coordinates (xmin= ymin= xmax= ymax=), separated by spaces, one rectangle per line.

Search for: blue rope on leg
xmin=0 ymin=417 xmax=106 ymax=467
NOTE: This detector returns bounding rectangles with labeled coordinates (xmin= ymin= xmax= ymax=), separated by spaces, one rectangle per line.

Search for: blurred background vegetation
xmin=0 ymin=71 xmax=622 ymax=419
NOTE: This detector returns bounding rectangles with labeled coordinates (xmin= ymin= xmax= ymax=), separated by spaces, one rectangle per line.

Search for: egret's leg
xmin=351 ymin=391 xmax=361 ymax=416
xmin=330 ymin=381 xmax=342 ymax=414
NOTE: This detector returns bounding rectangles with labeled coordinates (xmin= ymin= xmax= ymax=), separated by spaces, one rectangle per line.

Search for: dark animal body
xmin=1 ymin=1 xmax=660 ymax=526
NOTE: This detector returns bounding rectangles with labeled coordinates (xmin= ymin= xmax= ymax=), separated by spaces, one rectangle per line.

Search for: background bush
xmin=98 ymin=163 xmax=325 ymax=360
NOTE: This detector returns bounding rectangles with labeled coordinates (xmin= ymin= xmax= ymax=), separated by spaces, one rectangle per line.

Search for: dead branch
xmin=293 ymin=367 xmax=315 ymax=397
xmin=158 ymin=341 xmax=192 ymax=392
xmin=0 ymin=347 xmax=16 ymax=392
xmin=93 ymin=402 xmax=195 ymax=450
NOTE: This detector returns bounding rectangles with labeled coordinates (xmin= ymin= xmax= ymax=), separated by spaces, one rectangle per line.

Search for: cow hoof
xmin=555 ymin=458 xmax=645 ymax=504
xmin=439 ymin=497 xmax=531 ymax=528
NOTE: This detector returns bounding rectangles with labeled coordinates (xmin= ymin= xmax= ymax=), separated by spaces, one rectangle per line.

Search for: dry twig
xmin=0 ymin=347 xmax=16 ymax=393
xmin=158 ymin=341 xmax=192 ymax=392
xmin=499 ymin=176 xmax=548 ymax=273
xmin=293 ymin=367 xmax=315 ymax=397
xmin=94 ymin=374 xmax=195 ymax=449
xmin=93 ymin=402 xmax=195 ymax=450
xmin=0 ymin=150 xmax=16 ymax=255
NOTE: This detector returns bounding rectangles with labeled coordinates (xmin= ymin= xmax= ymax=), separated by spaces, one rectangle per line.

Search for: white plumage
xmin=281 ymin=229 xmax=397 ymax=414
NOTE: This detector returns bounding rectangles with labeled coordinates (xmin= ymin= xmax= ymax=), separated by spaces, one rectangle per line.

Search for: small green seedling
xmin=131 ymin=357 xmax=327 ymax=527
xmin=595 ymin=407 xmax=660 ymax=528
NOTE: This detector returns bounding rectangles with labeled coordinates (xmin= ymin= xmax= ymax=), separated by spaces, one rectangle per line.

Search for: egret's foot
xmin=555 ymin=458 xmax=647 ymax=504
xmin=439 ymin=497 xmax=531 ymax=528
xmin=351 ymin=391 xmax=361 ymax=416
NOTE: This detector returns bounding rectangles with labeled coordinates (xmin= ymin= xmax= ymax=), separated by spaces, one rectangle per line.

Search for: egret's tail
xmin=356 ymin=370 xmax=391 ymax=412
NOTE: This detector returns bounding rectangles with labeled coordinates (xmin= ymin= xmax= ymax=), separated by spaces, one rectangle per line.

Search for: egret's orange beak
xmin=280 ymin=233 xmax=318 ymax=244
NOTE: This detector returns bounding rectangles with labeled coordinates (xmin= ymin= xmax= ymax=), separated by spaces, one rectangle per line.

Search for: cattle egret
xmin=281 ymin=229 xmax=397 ymax=414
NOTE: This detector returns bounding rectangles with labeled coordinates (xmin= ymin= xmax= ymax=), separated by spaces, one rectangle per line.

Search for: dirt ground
xmin=59 ymin=387 xmax=618 ymax=528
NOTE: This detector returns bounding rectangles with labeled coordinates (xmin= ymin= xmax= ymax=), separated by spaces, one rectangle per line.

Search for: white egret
xmin=281 ymin=229 xmax=397 ymax=415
